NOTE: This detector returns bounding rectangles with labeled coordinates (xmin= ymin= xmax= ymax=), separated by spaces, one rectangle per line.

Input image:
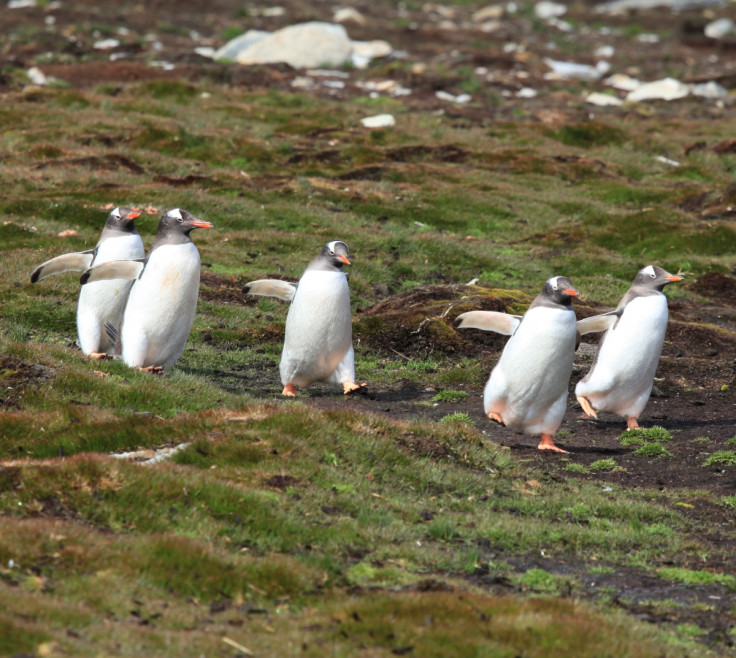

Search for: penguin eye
xmin=329 ymin=250 xmax=335 ymax=255
xmin=649 ymin=272 xmax=656 ymax=278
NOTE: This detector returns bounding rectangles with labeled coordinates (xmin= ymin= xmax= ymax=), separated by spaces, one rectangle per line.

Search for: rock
xmin=534 ymin=1 xmax=567 ymax=19
xmin=626 ymin=77 xmax=690 ymax=102
xmin=351 ymin=39 xmax=392 ymax=69
xmin=604 ymin=73 xmax=641 ymax=91
xmin=214 ymin=30 xmax=270 ymax=62
xmin=517 ymin=87 xmax=537 ymax=98
xmin=435 ymin=90 xmax=471 ymax=104
xmin=705 ymin=17 xmax=735 ymax=39
xmin=594 ymin=45 xmax=615 ymax=58
xmin=8 ymin=0 xmax=36 ymax=7
xmin=585 ymin=92 xmax=624 ymax=106
xmin=544 ymin=58 xmax=610 ymax=81
xmin=596 ymin=0 xmax=725 ymax=12
xmin=235 ymin=23 xmax=353 ymax=68
xmin=214 ymin=22 xmax=391 ymax=70
xmin=472 ymin=5 xmax=505 ymax=21
xmin=26 ymin=66 xmax=46 ymax=85
xmin=94 ymin=38 xmax=121 ymax=50
xmin=334 ymin=7 xmax=367 ymax=24
xmin=361 ymin=114 xmax=396 ymax=128
xmin=691 ymin=81 xmax=728 ymax=98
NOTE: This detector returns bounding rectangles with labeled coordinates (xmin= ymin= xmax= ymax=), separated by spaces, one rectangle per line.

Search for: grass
xmin=0 ymin=56 xmax=735 ymax=656
xmin=703 ymin=451 xmax=736 ymax=467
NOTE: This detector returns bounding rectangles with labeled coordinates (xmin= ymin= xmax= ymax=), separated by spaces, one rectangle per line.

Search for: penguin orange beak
xmin=666 ymin=275 xmax=683 ymax=282
xmin=190 ymin=220 xmax=214 ymax=229
xmin=128 ymin=210 xmax=141 ymax=220
xmin=563 ymin=288 xmax=578 ymax=297
xmin=338 ymin=255 xmax=351 ymax=265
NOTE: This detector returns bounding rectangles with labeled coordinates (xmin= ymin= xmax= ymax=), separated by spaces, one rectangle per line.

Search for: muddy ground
xmin=3 ymin=0 xmax=736 ymax=652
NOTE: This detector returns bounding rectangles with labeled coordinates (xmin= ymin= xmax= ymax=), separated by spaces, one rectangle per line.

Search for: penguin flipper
xmin=243 ymin=279 xmax=297 ymax=302
xmin=577 ymin=311 xmax=620 ymax=336
xmin=80 ymin=259 xmax=145 ymax=285
xmin=455 ymin=311 xmax=521 ymax=336
xmin=31 ymin=250 xmax=95 ymax=283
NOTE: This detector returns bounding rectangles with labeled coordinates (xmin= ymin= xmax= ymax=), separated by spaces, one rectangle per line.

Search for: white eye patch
xmin=168 ymin=208 xmax=183 ymax=220
xmin=642 ymin=265 xmax=656 ymax=278
xmin=327 ymin=240 xmax=348 ymax=254
xmin=548 ymin=276 xmax=561 ymax=290
xmin=111 ymin=207 xmax=121 ymax=218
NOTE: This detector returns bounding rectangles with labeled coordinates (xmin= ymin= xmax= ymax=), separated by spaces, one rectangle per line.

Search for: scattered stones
xmin=435 ymin=90 xmax=471 ymax=104
xmin=471 ymin=5 xmax=505 ymax=22
xmin=8 ymin=0 xmax=37 ymax=7
xmin=26 ymin=66 xmax=47 ymax=85
xmin=596 ymin=0 xmax=726 ymax=13
xmin=691 ymin=81 xmax=728 ymax=98
xmin=93 ymin=38 xmax=121 ymax=50
xmin=333 ymin=7 xmax=366 ymax=24
xmin=604 ymin=73 xmax=641 ymax=91
xmin=360 ymin=114 xmax=396 ymax=128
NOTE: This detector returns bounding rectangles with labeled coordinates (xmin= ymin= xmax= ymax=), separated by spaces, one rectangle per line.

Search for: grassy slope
xmin=1 ymin=78 xmax=735 ymax=656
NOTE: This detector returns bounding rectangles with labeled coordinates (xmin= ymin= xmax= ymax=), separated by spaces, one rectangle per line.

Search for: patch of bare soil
xmin=0 ymin=355 xmax=54 ymax=409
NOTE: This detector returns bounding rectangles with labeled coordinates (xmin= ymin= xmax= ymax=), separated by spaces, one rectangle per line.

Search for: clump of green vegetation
xmin=703 ymin=451 xmax=736 ymax=467
xmin=727 ymin=436 xmax=736 ymax=445
xmin=633 ymin=443 xmax=673 ymax=459
xmin=517 ymin=568 xmax=573 ymax=594
xmin=621 ymin=426 xmax=672 ymax=442
xmin=564 ymin=463 xmax=589 ymax=474
xmin=722 ymin=495 xmax=736 ymax=508
xmin=432 ymin=390 xmax=470 ymax=403
xmin=690 ymin=437 xmax=710 ymax=444
xmin=657 ymin=567 xmax=736 ymax=590
xmin=589 ymin=458 xmax=618 ymax=472
xmin=440 ymin=412 xmax=473 ymax=424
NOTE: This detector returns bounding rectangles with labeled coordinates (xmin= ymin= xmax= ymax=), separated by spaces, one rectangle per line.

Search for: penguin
xmin=456 ymin=276 xmax=580 ymax=452
xmin=30 ymin=206 xmax=144 ymax=358
xmin=80 ymin=208 xmax=213 ymax=371
xmin=575 ymin=265 xmax=683 ymax=430
xmin=244 ymin=240 xmax=364 ymax=396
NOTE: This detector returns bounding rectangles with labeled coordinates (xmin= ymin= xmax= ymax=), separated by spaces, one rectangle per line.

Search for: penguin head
xmin=102 ymin=206 xmax=141 ymax=236
xmin=541 ymin=276 xmax=579 ymax=306
xmin=308 ymin=240 xmax=351 ymax=271
xmin=634 ymin=265 xmax=684 ymax=291
xmin=152 ymin=208 xmax=213 ymax=249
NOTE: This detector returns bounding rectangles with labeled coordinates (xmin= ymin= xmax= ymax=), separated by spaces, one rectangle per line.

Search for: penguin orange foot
xmin=282 ymin=384 xmax=298 ymax=397
xmin=538 ymin=434 xmax=567 ymax=453
xmin=576 ymin=395 xmax=598 ymax=419
xmin=487 ymin=412 xmax=505 ymax=426
xmin=343 ymin=381 xmax=367 ymax=395
xmin=138 ymin=365 xmax=163 ymax=374
xmin=88 ymin=352 xmax=113 ymax=360
xmin=626 ymin=417 xmax=640 ymax=430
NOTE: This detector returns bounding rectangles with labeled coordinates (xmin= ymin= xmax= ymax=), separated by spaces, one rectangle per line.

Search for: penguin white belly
xmin=484 ymin=307 xmax=576 ymax=435
xmin=576 ymin=296 xmax=668 ymax=417
xmin=280 ymin=270 xmax=352 ymax=387
xmin=77 ymin=233 xmax=144 ymax=354
xmin=121 ymin=243 xmax=201 ymax=368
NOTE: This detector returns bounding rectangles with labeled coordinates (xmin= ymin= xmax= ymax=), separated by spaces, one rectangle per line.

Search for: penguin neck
xmin=100 ymin=223 xmax=140 ymax=241
xmin=305 ymin=258 xmax=345 ymax=274
xmin=150 ymin=229 xmax=193 ymax=252
xmin=528 ymin=295 xmax=574 ymax=312
xmin=618 ymin=285 xmax=663 ymax=310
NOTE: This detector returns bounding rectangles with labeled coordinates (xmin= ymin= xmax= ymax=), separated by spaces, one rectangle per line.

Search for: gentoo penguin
xmin=30 ymin=206 xmax=144 ymax=358
xmin=456 ymin=276 xmax=580 ymax=452
xmin=244 ymin=240 xmax=364 ymax=396
xmin=575 ymin=265 xmax=683 ymax=430
xmin=80 ymin=208 xmax=213 ymax=371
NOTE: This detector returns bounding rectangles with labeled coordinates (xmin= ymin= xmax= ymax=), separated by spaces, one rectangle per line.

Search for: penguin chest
xmin=485 ymin=306 xmax=576 ymax=427
xmin=78 ymin=233 xmax=145 ymax=323
xmin=281 ymin=271 xmax=352 ymax=383
xmin=585 ymin=295 xmax=668 ymax=401
xmin=123 ymin=243 xmax=201 ymax=365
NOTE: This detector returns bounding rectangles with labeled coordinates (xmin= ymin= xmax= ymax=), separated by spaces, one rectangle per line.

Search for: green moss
xmin=703 ymin=451 xmax=736 ymax=467
xmin=633 ymin=443 xmax=673 ymax=459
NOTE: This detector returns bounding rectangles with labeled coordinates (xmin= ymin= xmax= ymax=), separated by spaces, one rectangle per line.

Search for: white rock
xmin=517 ymin=87 xmax=538 ymax=98
xmin=535 ymin=1 xmax=567 ymax=19
xmin=605 ymin=73 xmax=641 ymax=91
xmin=26 ymin=66 xmax=46 ymax=85
xmin=656 ymin=155 xmax=680 ymax=166
xmin=585 ymin=91 xmax=624 ymax=106
xmin=544 ymin=58 xmax=610 ymax=81
xmin=351 ymin=39 xmax=392 ymax=68
xmin=258 ymin=6 xmax=285 ymax=17
xmin=472 ymin=5 xmax=504 ymax=21
xmin=361 ymin=113 xmax=395 ymax=128
xmin=548 ymin=17 xmax=573 ymax=31
xmin=594 ymin=45 xmax=615 ymax=58
xmin=435 ymin=90 xmax=471 ymax=103
xmin=479 ymin=20 xmax=502 ymax=32
xmin=596 ymin=0 xmax=725 ymax=12
xmin=334 ymin=7 xmax=366 ymax=24
xmin=8 ymin=0 xmax=36 ymax=7
xmin=291 ymin=76 xmax=316 ymax=90
xmin=94 ymin=38 xmax=121 ymax=50
xmin=194 ymin=46 xmax=216 ymax=58
xmin=626 ymin=77 xmax=690 ymax=102
xmin=213 ymin=30 xmax=270 ymax=61
xmin=691 ymin=81 xmax=728 ymax=98
xmin=637 ymin=33 xmax=660 ymax=43
xmin=705 ymin=17 xmax=735 ymax=39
